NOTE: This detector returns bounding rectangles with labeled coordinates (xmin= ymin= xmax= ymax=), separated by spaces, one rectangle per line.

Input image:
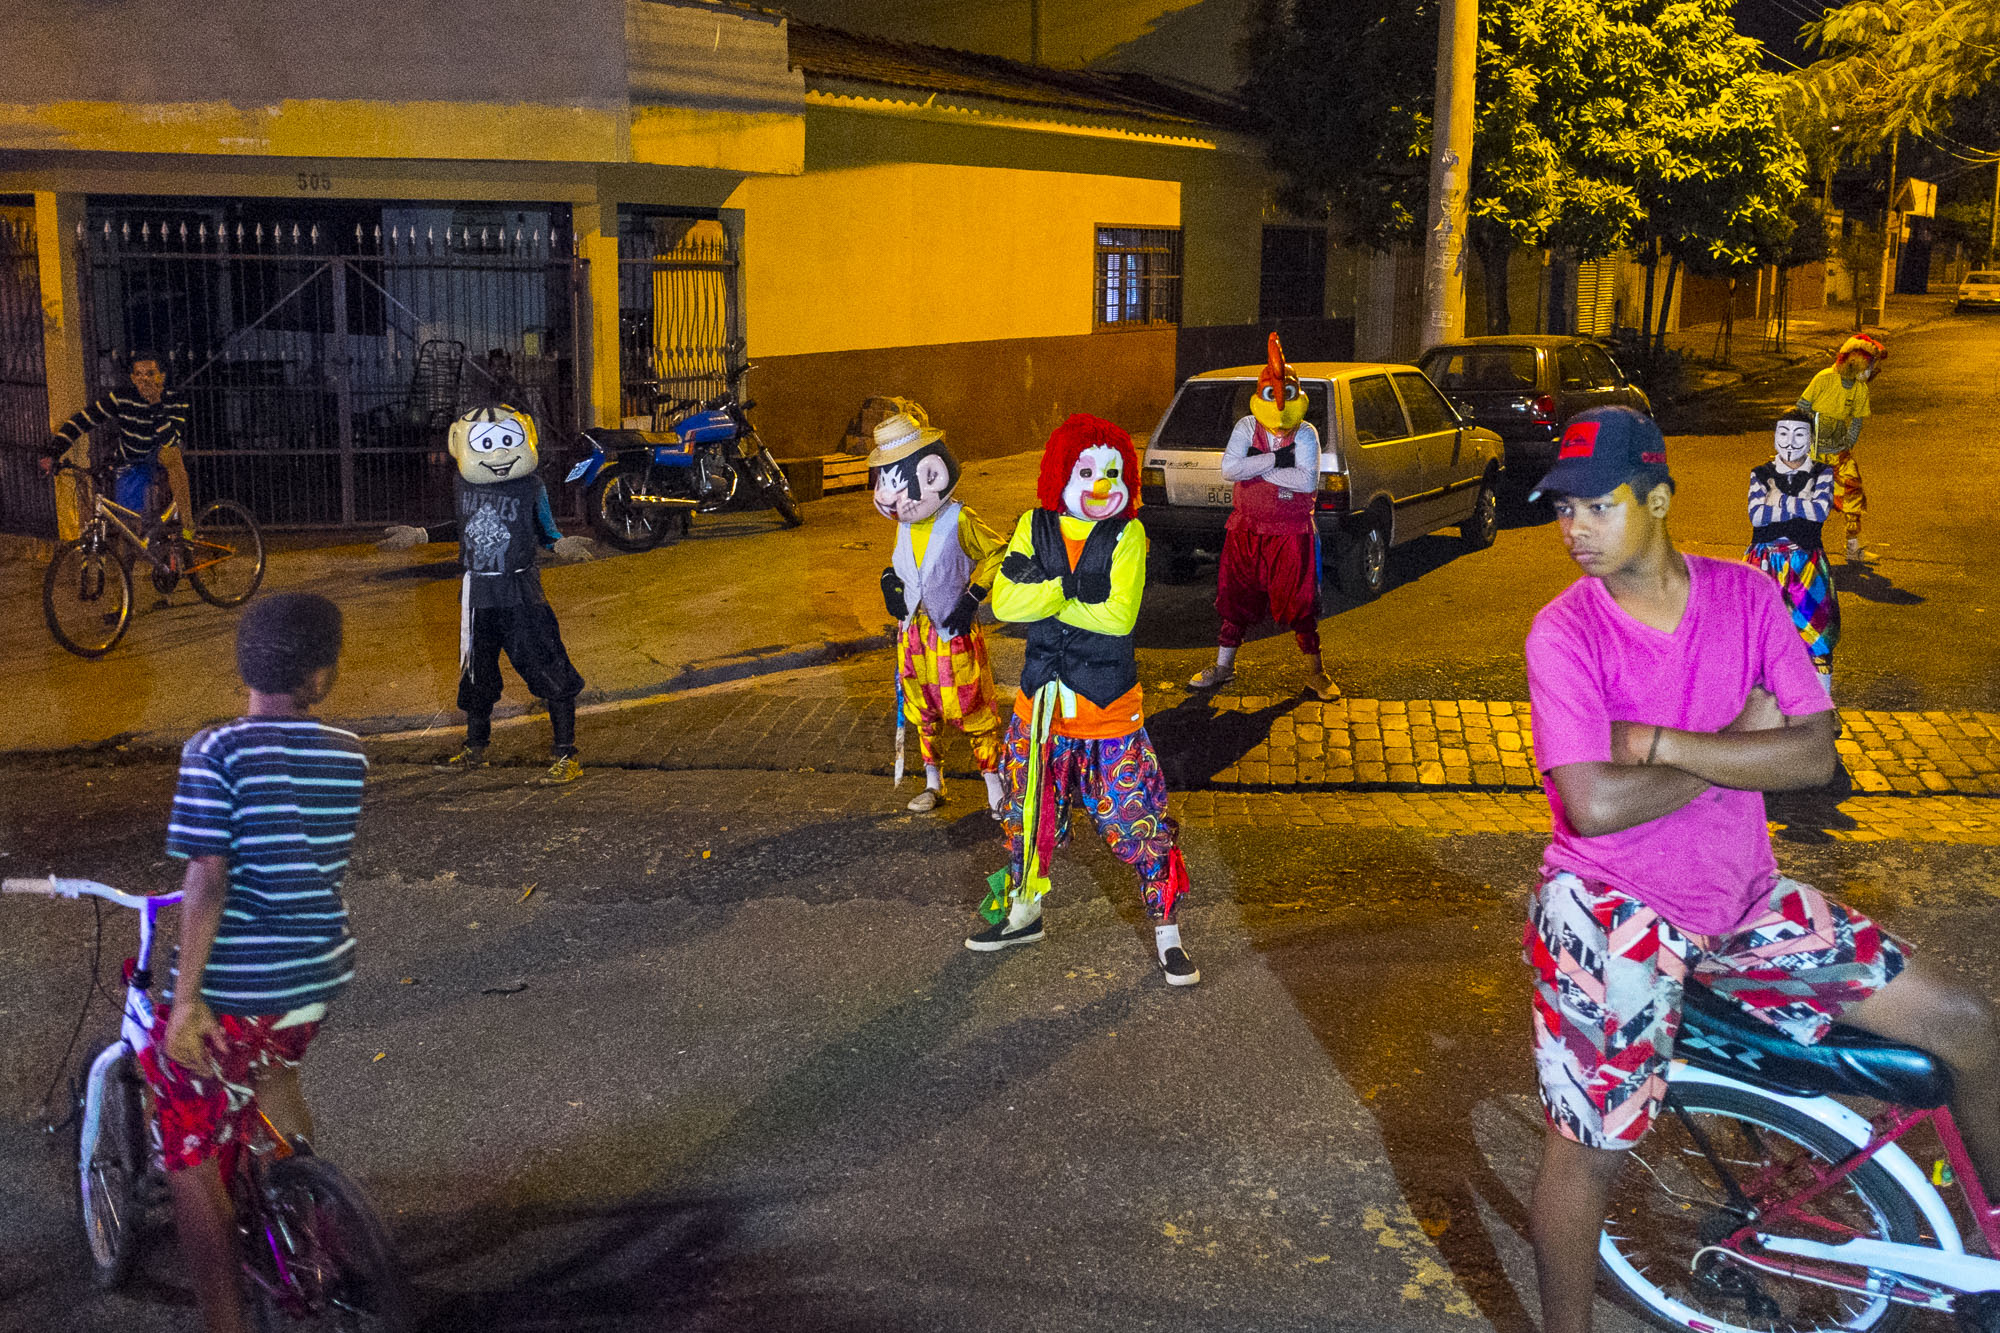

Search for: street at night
xmin=5 ymin=307 xmax=2000 ymax=1330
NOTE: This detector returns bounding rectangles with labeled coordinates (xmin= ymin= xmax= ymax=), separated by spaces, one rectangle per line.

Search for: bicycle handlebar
xmin=3 ymin=876 xmax=181 ymax=911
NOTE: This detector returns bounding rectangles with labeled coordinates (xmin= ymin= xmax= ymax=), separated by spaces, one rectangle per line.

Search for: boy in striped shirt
xmin=138 ymin=592 xmax=366 ymax=1333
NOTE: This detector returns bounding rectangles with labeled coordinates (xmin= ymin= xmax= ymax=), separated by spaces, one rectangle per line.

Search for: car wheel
xmin=1461 ymin=474 xmax=1499 ymax=550
xmin=1334 ymin=511 xmax=1389 ymax=600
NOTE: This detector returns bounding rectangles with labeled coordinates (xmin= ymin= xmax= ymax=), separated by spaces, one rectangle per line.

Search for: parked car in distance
xmin=1957 ymin=271 xmax=2000 ymax=311
xmin=1139 ymin=362 xmax=1505 ymax=600
xmin=1418 ymin=335 xmax=1650 ymax=473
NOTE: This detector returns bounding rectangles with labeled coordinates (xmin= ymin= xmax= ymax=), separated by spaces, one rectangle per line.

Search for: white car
xmin=1957 ymin=271 xmax=2000 ymax=311
xmin=1139 ymin=362 xmax=1505 ymax=600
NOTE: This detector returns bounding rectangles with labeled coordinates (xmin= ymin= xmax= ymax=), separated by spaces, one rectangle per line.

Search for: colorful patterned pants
xmin=999 ymin=714 xmax=1185 ymax=920
xmin=898 ymin=613 xmax=1005 ymax=772
xmin=1814 ymin=447 xmax=1866 ymax=517
xmin=1525 ymin=872 xmax=1905 ymax=1149
xmin=1215 ymin=525 xmax=1321 ymax=655
xmin=1745 ymin=538 xmax=1839 ymax=670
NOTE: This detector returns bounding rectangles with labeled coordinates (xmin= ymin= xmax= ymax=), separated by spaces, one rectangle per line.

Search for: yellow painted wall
xmin=728 ymin=160 xmax=1178 ymax=358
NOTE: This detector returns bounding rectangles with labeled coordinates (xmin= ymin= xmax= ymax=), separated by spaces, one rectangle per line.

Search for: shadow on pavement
xmin=1835 ymin=561 xmax=1925 ymax=606
xmin=1146 ymin=691 xmax=1297 ymax=790
xmin=1768 ymin=762 xmax=1862 ymax=845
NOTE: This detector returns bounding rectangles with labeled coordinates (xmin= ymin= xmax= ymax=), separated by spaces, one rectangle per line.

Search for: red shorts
xmin=137 ymin=1003 xmax=320 ymax=1172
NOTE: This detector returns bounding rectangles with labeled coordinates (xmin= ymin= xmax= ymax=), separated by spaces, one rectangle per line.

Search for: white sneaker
xmin=1189 ymin=664 xmax=1235 ymax=690
xmin=1845 ymin=533 xmax=1864 ymax=561
xmin=907 ymin=787 xmax=943 ymax=813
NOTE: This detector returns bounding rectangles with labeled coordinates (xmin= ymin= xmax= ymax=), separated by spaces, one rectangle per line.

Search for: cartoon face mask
xmin=1250 ymin=331 xmax=1307 ymax=432
xmin=1062 ymin=444 xmax=1130 ymax=522
xmin=872 ymin=441 xmax=959 ymax=524
xmin=448 ymin=405 xmax=539 ymax=484
xmin=1774 ymin=418 xmax=1812 ymax=468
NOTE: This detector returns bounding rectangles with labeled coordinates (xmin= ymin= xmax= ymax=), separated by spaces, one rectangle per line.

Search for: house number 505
xmin=296 ymin=173 xmax=334 ymax=191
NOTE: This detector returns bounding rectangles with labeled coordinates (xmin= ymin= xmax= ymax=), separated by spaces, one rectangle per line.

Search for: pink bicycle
xmin=1599 ymin=981 xmax=2000 ymax=1333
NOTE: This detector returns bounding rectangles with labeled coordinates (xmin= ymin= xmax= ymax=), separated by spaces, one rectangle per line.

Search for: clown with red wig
xmin=1795 ymin=333 xmax=1886 ymax=561
xmin=964 ymin=413 xmax=1198 ymax=986
xmin=1190 ymin=332 xmax=1339 ymax=700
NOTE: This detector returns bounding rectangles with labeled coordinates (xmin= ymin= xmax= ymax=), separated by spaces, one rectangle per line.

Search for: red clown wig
xmin=1035 ymin=413 xmax=1141 ymax=517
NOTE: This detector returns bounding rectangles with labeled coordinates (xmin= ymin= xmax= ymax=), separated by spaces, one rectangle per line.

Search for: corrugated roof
xmin=786 ymin=20 xmax=1253 ymax=133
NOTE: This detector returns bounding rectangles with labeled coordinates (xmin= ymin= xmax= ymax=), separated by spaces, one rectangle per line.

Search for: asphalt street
xmin=4 ymin=309 xmax=2000 ymax=1332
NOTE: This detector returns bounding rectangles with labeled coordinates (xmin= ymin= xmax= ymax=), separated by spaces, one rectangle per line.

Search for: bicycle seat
xmin=1676 ymin=982 xmax=1953 ymax=1108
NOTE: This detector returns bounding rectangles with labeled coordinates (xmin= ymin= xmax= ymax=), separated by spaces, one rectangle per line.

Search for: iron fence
xmin=0 ymin=219 xmax=55 ymax=538
xmin=619 ymin=214 xmax=741 ymax=420
xmin=79 ymin=207 xmax=585 ymax=527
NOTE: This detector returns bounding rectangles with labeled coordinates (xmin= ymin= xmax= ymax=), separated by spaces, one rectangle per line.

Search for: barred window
xmin=1096 ymin=226 xmax=1182 ymax=328
xmin=1259 ymin=226 xmax=1327 ymax=321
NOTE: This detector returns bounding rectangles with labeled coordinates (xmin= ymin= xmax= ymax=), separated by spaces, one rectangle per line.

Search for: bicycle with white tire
xmin=1598 ymin=980 xmax=2000 ymax=1333
xmin=6 ymin=875 xmax=412 ymax=1330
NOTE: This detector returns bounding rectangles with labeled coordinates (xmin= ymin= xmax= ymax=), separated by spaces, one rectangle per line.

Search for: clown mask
xmin=1062 ymin=444 xmax=1130 ymax=522
xmin=448 ymin=405 xmax=539 ymax=484
xmin=872 ymin=443 xmax=958 ymax=524
xmin=1250 ymin=331 xmax=1307 ymax=433
xmin=1774 ymin=417 xmax=1812 ymax=470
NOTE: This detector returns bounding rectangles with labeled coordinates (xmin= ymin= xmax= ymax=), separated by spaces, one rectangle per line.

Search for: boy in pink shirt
xmin=1519 ymin=407 xmax=2000 ymax=1333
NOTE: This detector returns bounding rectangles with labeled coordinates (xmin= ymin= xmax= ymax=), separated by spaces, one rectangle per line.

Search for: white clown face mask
xmin=1062 ymin=444 xmax=1130 ymax=522
xmin=872 ymin=445 xmax=957 ymax=524
xmin=449 ymin=409 xmax=539 ymax=484
xmin=1774 ymin=418 xmax=1812 ymax=469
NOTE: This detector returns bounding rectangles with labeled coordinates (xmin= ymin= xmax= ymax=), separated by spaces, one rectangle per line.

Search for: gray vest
xmin=891 ymin=500 xmax=975 ymax=626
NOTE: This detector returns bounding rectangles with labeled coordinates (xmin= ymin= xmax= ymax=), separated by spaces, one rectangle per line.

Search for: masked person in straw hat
xmin=869 ymin=409 xmax=1009 ymax=814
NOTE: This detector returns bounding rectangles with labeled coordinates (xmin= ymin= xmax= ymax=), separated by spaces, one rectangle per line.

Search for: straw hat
xmin=866 ymin=410 xmax=944 ymax=468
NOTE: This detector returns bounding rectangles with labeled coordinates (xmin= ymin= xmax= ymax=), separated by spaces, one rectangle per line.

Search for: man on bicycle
xmin=1520 ymin=407 xmax=2000 ymax=1333
xmin=40 ymin=350 xmax=195 ymax=538
xmin=138 ymin=593 xmax=365 ymax=1333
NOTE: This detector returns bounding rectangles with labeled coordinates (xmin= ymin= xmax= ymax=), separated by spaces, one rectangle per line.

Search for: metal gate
xmin=618 ymin=214 xmax=741 ymax=422
xmin=79 ymin=205 xmax=585 ymax=527
xmin=0 ymin=218 xmax=55 ymax=538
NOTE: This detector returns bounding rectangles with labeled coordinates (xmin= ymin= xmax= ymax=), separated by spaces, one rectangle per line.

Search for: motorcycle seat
xmin=1676 ymin=981 xmax=1953 ymax=1108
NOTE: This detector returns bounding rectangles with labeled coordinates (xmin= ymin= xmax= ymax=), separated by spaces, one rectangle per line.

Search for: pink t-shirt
xmin=1526 ymin=553 xmax=1832 ymax=935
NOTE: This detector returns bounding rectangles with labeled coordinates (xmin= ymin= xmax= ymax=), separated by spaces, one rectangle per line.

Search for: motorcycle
xmin=565 ymin=373 xmax=803 ymax=551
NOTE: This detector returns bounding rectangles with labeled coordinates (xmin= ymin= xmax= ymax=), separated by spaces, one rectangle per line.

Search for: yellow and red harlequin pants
xmin=1815 ymin=448 xmax=1865 ymax=517
xmin=998 ymin=713 xmax=1187 ymax=922
xmin=898 ymin=612 xmax=1005 ymax=773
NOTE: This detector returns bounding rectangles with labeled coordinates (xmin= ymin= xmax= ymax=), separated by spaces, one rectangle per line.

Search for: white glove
xmin=378 ymin=524 xmax=430 ymax=552
xmin=551 ymin=535 xmax=595 ymax=563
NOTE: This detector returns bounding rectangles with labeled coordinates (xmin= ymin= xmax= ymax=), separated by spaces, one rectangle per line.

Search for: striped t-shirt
xmin=166 ymin=718 xmax=368 ymax=1016
xmin=52 ymin=389 xmax=191 ymax=468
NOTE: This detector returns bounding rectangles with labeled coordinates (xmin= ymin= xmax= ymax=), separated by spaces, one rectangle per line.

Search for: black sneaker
xmin=437 ymin=745 xmax=488 ymax=769
xmin=965 ymin=915 xmax=1044 ymax=952
xmin=1159 ymin=947 xmax=1200 ymax=987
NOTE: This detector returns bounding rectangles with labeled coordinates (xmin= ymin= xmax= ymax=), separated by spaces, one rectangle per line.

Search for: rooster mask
xmin=1250 ymin=332 xmax=1307 ymax=433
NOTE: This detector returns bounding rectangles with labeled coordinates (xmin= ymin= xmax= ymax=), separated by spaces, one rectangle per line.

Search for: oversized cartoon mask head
xmin=1836 ymin=333 xmax=1885 ymax=382
xmin=448 ymin=404 xmax=539 ymax=484
xmin=1250 ymin=332 xmax=1307 ymax=432
xmin=1774 ymin=414 xmax=1813 ymax=468
xmin=1035 ymin=413 xmax=1138 ymax=523
xmin=866 ymin=412 xmax=959 ymax=523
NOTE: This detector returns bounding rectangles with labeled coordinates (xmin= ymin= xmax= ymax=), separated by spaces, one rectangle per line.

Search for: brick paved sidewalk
xmin=372 ymin=677 xmax=2000 ymax=800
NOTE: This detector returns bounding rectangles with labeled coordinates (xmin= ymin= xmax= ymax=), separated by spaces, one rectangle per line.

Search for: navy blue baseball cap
xmin=1528 ymin=407 xmax=1671 ymax=502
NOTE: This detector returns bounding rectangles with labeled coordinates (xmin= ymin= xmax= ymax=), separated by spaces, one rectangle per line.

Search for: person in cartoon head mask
xmin=965 ymin=413 xmax=1198 ymax=986
xmin=1190 ymin=332 xmax=1339 ymax=700
xmin=868 ymin=409 xmax=1009 ymax=814
xmin=1745 ymin=410 xmax=1840 ymax=693
xmin=1795 ymin=333 xmax=1885 ymax=561
xmin=380 ymin=404 xmax=594 ymax=783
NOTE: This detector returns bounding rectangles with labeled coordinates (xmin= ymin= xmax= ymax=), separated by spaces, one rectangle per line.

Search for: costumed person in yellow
xmin=379 ymin=404 xmax=594 ymax=784
xmin=1189 ymin=332 xmax=1340 ymax=701
xmin=868 ymin=409 xmax=1009 ymax=815
xmin=1794 ymin=333 xmax=1886 ymax=562
xmin=964 ymin=413 xmax=1198 ymax=987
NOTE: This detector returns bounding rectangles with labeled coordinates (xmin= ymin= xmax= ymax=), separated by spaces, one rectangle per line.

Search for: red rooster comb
xmin=1257 ymin=331 xmax=1296 ymax=398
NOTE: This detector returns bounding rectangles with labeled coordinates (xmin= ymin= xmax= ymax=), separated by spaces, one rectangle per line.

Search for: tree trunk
xmin=1719 ymin=278 xmax=1736 ymax=366
xmin=1653 ymin=258 xmax=1681 ymax=360
xmin=1639 ymin=241 xmax=1659 ymax=350
xmin=1547 ymin=249 xmax=1577 ymax=335
xmin=1478 ymin=237 xmax=1512 ymax=334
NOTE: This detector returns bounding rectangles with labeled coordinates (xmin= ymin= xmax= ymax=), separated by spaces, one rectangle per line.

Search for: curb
xmin=1658 ymin=309 xmax=1950 ymax=409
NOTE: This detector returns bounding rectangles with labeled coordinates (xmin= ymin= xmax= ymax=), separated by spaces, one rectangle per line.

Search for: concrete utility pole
xmin=1988 ymin=156 xmax=1998 ymax=262
xmin=1421 ymin=0 xmax=1477 ymax=349
xmin=1875 ymin=129 xmax=1900 ymax=323
xmin=1029 ymin=0 xmax=1042 ymax=64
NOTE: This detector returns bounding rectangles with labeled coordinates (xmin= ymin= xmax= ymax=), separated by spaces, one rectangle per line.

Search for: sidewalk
xmin=0 ymin=452 xmax=1044 ymax=754
xmin=1658 ymin=291 xmax=1953 ymax=403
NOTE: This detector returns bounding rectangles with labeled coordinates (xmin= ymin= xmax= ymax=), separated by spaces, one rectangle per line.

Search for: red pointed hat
xmin=1256 ymin=331 xmax=1297 ymax=399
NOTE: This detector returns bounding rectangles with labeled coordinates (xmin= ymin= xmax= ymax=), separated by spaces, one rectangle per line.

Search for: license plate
xmin=1205 ymin=485 xmax=1233 ymax=505
xmin=565 ymin=458 xmax=592 ymax=483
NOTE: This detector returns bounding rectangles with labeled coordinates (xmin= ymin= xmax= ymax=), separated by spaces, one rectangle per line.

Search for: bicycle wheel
xmin=247 ymin=1153 xmax=414 ymax=1332
xmin=188 ymin=500 xmax=266 ymax=607
xmin=1600 ymin=1083 xmax=1924 ymax=1333
xmin=44 ymin=536 xmax=134 ymax=658
xmin=76 ymin=1054 xmax=149 ymax=1289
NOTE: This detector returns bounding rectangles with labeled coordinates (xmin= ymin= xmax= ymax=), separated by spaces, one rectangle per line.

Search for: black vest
xmin=1018 ymin=509 xmax=1139 ymax=708
xmin=1749 ymin=463 xmax=1829 ymax=551
xmin=455 ymin=474 xmax=548 ymax=608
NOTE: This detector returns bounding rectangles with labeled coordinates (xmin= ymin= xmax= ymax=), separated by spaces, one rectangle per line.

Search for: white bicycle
xmin=7 ymin=875 xmax=413 ymax=1329
xmin=1598 ymin=981 xmax=2000 ymax=1333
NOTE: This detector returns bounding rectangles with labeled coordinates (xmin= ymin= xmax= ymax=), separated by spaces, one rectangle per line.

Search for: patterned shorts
xmin=1525 ymin=873 xmax=1906 ymax=1149
xmin=137 ymin=1003 xmax=321 ymax=1172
